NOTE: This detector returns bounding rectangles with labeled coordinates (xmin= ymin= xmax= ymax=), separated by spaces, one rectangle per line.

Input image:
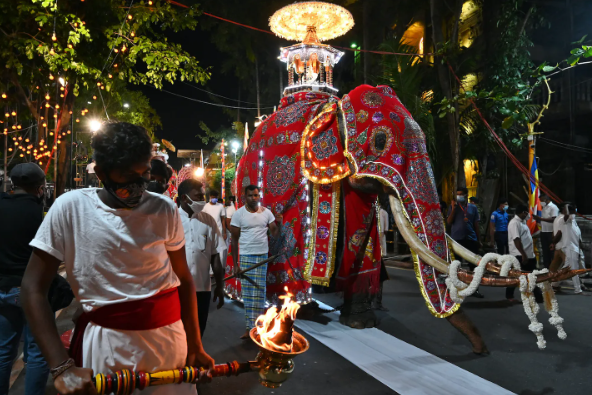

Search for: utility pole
xmin=256 ymin=59 xmax=261 ymax=118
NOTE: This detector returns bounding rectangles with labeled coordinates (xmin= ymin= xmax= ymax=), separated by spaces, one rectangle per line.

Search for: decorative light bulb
xmin=49 ymin=48 xmax=55 ymax=55
xmin=52 ymin=33 xmax=57 ymax=41
xmin=128 ymin=14 xmax=133 ymax=20
xmin=49 ymin=74 xmax=54 ymax=80
xmin=11 ymin=111 xmax=16 ymax=116
xmin=1 ymin=93 xmax=6 ymax=99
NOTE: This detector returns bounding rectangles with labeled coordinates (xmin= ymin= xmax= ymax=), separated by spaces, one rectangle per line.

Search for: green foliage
xmin=0 ymin=0 xmax=209 ymax=122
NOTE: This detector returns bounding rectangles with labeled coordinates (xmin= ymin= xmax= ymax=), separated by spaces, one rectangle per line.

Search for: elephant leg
xmin=339 ymin=292 xmax=378 ymax=329
xmin=445 ymin=307 xmax=489 ymax=355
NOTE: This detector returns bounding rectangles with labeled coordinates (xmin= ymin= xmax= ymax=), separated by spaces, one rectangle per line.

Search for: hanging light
xmin=1 ymin=93 xmax=6 ymax=99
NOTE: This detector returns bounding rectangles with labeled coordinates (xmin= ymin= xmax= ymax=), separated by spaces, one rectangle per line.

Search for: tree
xmin=0 ymin=0 xmax=209 ymax=195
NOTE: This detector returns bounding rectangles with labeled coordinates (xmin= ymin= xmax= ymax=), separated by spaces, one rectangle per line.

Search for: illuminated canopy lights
xmin=269 ymin=1 xmax=354 ymax=42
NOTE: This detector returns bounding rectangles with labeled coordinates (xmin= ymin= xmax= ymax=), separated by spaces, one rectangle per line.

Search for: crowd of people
xmin=0 ymin=121 xmax=588 ymax=395
xmin=0 ymin=122 xmax=282 ymax=395
xmin=445 ymin=187 xmax=588 ymax=304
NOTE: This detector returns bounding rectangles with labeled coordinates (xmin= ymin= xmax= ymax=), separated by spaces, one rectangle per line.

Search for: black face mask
xmin=104 ymin=176 xmax=149 ymax=208
xmin=147 ymin=180 xmax=167 ymax=195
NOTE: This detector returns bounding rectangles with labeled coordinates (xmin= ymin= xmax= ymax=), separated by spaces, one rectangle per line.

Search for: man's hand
xmin=521 ymin=253 xmax=528 ymax=264
xmin=213 ymin=285 xmax=225 ymax=309
xmin=450 ymin=200 xmax=457 ymax=208
xmin=54 ymin=367 xmax=96 ymax=395
xmin=550 ymin=243 xmax=555 ymax=251
xmin=233 ymin=263 xmax=240 ymax=276
xmin=186 ymin=348 xmax=215 ymax=384
xmin=533 ymin=214 xmax=541 ymax=221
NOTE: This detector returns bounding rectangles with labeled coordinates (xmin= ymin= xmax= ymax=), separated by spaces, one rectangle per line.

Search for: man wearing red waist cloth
xmin=21 ymin=122 xmax=213 ymax=394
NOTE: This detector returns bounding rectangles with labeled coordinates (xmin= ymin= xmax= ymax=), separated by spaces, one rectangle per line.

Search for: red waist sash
xmin=69 ymin=287 xmax=181 ymax=366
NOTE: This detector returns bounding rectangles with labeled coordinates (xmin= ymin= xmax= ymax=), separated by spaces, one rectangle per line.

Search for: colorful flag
xmin=527 ymin=151 xmax=541 ymax=236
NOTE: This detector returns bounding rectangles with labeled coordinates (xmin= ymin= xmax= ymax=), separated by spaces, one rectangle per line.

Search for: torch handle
xmin=93 ymin=361 xmax=253 ymax=395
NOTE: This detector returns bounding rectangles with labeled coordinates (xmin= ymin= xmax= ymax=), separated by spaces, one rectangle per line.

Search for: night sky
xmin=138 ymin=1 xmax=361 ymax=170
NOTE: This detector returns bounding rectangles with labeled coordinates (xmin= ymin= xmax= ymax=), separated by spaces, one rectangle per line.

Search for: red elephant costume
xmin=228 ymin=85 xmax=457 ymax=318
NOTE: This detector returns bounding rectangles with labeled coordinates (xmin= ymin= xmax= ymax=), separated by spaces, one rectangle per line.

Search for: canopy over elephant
xmin=225 ymin=84 xmax=584 ymax=353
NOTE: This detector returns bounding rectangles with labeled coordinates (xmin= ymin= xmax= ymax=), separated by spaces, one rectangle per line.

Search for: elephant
xmin=225 ymin=84 xmax=582 ymax=354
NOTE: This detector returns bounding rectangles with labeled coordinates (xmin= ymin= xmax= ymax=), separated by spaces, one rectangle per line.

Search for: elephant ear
xmin=300 ymin=102 xmax=351 ymax=184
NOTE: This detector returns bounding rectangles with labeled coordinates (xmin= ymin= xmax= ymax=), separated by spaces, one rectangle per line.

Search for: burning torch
xmin=92 ymin=286 xmax=308 ymax=394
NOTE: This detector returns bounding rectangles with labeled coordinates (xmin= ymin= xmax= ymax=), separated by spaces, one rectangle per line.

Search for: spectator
xmin=506 ymin=204 xmax=544 ymax=303
xmin=178 ymin=179 xmax=225 ymax=335
xmin=533 ymin=195 xmax=559 ymax=268
xmin=447 ymin=187 xmax=483 ymax=298
xmin=203 ymin=190 xmax=228 ymax=268
xmin=550 ymin=203 xmax=589 ymax=294
xmin=489 ymin=198 xmax=509 ymax=254
xmin=0 ymin=163 xmax=49 ymax=395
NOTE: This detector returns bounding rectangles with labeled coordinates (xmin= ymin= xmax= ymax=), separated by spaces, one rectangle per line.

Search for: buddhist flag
xmin=527 ymin=154 xmax=541 ymax=236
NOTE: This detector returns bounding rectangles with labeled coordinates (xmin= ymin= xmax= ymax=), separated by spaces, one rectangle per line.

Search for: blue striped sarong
xmin=240 ymin=254 xmax=268 ymax=330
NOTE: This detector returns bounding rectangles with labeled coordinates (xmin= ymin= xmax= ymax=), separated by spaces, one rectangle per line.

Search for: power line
xmin=182 ymin=82 xmax=276 ymax=107
xmin=539 ymin=137 xmax=592 ymax=153
xmin=157 ymin=87 xmax=276 ymax=110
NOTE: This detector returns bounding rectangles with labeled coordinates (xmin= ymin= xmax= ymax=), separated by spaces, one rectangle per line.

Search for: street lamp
xmin=231 ymin=141 xmax=240 ymax=163
xmin=89 ymin=119 xmax=102 ymax=133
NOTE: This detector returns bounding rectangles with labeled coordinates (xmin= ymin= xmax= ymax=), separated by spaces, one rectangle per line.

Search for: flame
xmin=255 ymin=287 xmax=300 ymax=352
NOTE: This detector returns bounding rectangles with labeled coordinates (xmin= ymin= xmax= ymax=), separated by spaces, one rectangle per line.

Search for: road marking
xmin=294 ymin=300 xmax=515 ymax=395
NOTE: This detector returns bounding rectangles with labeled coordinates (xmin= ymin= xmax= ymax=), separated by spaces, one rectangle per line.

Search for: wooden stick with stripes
xmin=93 ymin=361 xmax=253 ymax=395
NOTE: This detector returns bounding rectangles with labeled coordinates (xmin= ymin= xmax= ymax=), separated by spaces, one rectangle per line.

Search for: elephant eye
xmin=374 ymin=131 xmax=387 ymax=152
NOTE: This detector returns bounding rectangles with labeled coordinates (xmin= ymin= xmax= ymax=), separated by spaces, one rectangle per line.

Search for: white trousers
xmin=562 ymin=248 xmax=582 ymax=293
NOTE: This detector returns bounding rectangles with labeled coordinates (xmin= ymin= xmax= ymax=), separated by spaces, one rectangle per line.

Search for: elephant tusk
xmin=388 ymin=195 xmax=450 ymax=274
xmin=447 ymin=236 xmax=481 ymax=266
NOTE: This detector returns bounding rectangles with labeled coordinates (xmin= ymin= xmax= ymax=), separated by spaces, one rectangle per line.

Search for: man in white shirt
xmin=551 ymin=203 xmax=588 ymax=294
xmin=202 ymin=190 xmax=228 ymax=269
xmin=533 ymin=195 xmax=558 ymax=268
xmin=178 ymin=179 xmax=225 ymax=336
xmin=230 ymin=185 xmax=279 ymax=339
xmin=86 ymin=161 xmax=98 ymax=187
xmin=506 ymin=204 xmax=543 ymax=303
xmin=20 ymin=122 xmax=213 ymax=394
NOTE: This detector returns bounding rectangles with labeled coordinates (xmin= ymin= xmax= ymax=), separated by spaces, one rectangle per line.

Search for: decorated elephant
xmin=224 ymin=84 xmax=582 ymax=353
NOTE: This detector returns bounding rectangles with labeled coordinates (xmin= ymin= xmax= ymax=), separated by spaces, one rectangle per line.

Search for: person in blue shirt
xmin=447 ymin=187 xmax=483 ymax=298
xmin=489 ymin=198 xmax=509 ymax=254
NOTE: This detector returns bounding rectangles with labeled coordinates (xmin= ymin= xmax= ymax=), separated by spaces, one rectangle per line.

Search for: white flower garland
xmin=445 ymin=253 xmax=568 ymax=349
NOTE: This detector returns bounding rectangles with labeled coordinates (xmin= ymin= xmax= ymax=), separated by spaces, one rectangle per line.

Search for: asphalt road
xmin=10 ymin=265 xmax=592 ymax=395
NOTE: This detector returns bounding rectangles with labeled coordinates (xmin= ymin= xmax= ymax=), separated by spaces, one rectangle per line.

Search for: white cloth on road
xmin=30 ymin=188 xmax=195 ymax=394
xmin=180 ymin=208 xmax=221 ymax=292
xmin=230 ymin=206 xmax=275 ymax=255
xmin=508 ymin=216 xmax=534 ymax=259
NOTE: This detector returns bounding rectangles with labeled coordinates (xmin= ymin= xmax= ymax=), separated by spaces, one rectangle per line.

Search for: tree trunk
xmin=430 ymin=0 xmax=464 ymax=192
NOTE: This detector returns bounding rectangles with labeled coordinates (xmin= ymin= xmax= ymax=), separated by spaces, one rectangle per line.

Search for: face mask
xmin=104 ymin=177 xmax=148 ymax=208
xmin=541 ymin=202 xmax=547 ymax=208
xmin=210 ymin=198 xmax=218 ymax=204
xmin=147 ymin=180 xmax=167 ymax=194
xmin=186 ymin=195 xmax=206 ymax=214
xmin=456 ymin=196 xmax=465 ymax=203
xmin=503 ymin=205 xmax=509 ymax=211
xmin=570 ymin=214 xmax=576 ymax=221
